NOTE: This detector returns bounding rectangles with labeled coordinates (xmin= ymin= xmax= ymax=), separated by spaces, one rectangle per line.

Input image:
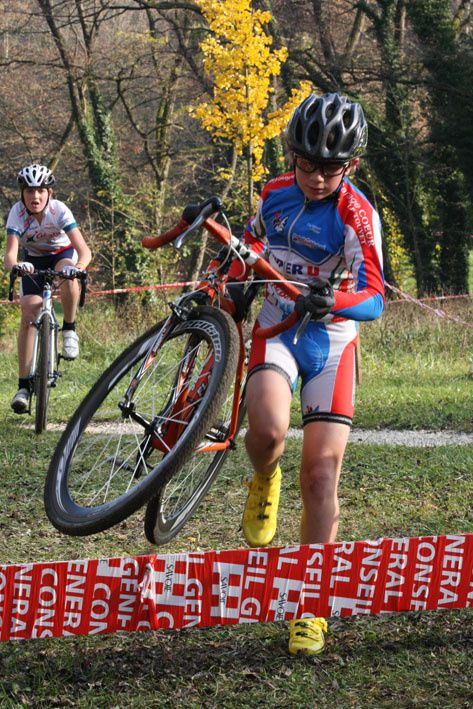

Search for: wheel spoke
xmin=45 ymin=308 xmax=239 ymax=536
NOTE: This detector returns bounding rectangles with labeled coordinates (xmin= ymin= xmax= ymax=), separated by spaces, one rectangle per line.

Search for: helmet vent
xmin=342 ymin=109 xmax=353 ymax=128
xmin=326 ymin=127 xmax=339 ymax=150
xmin=307 ymin=122 xmax=320 ymax=149
xmin=324 ymin=103 xmax=336 ymax=121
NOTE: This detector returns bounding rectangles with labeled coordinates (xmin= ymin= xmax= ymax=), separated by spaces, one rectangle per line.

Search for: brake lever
xmin=175 ymin=212 xmax=207 ymax=250
xmin=175 ymin=197 xmax=222 ymax=249
xmin=292 ymin=311 xmax=311 ymax=346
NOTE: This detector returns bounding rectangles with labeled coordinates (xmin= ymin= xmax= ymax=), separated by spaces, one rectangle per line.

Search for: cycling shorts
xmin=247 ymin=299 xmax=358 ymax=426
xmin=19 ymin=247 xmax=77 ymax=297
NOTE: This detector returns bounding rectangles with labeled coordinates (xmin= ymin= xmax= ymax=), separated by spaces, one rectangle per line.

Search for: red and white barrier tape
xmin=1 ymin=534 xmax=472 ymax=641
xmin=385 ymin=283 xmax=472 ymax=327
xmin=0 ymin=281 xmax=198 ymax=305
xmin=2 ymin=279 xmax=471 ymax=328
xmin=85 ymin=281 xmax=198 ymax=297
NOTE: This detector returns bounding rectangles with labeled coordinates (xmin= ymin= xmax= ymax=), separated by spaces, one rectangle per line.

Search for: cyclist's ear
xmin=346 ymin=158 xmax=360 ymax=175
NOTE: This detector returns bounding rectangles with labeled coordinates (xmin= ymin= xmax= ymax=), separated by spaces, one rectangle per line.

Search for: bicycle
xmin=9 ymin=267 xmax=87 ymax=434
xmin=44 ymin=197 xmax=305 ymax=541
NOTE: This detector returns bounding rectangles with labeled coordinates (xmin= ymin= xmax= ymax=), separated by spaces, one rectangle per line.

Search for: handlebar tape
xmin=141 ymin=218 xmax=190 ymax=250
xmin=142 ymin=197 xmax=222 ymax=250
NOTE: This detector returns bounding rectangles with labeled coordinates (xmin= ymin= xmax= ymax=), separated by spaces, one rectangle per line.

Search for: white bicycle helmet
xmin=17 ymin=164 xmax=56 ymax=188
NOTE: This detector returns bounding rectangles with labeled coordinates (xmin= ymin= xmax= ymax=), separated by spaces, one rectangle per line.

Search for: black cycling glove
xmin=295 ymin=278 xmax=335 ymax=320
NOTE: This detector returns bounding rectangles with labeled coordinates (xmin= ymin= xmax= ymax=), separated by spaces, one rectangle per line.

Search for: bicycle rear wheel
xmin=35 ymin=319 xmax=52 ymax=434
xmin=144 ymin=382 xmax=247 ymax=546
xmin=44 ymin=306 xmax=239 ymax=536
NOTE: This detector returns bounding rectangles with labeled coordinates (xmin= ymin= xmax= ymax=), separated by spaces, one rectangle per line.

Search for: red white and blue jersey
xmin=232 ymin=172 xmax=385 ymax=323
xmin=236 ymin=173 xmax=385 ymax=425
xmin=6 ymin=199 xmax=77 ymax=257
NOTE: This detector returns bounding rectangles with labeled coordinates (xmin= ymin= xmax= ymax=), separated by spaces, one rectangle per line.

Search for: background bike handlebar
xmin=141 ymin=197 xmax=223 ymax=250
xmin=141 ymin=198 xmax=303 ymax=339
xmin=9 ymin=267 xmax=88 ymax=307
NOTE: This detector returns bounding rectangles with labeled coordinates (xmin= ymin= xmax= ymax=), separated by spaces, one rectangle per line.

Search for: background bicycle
xmin=44 ymin=197 xmax=304 ymax=542
xmin=9 ymin=267 xmax=87 ymax=434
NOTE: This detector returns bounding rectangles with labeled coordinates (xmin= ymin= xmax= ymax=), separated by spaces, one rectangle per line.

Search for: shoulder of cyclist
xmin=337 ymin=179 xmax=380 ymax=231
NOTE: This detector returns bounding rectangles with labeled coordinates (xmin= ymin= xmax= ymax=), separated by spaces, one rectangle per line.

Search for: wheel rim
xmin=150 ymin=380 xmax=246 ymax=542
xmin=156 ymin=385 xmax=236 ymax=529
xmin=59 ymin=320 xmax=222 ymax=514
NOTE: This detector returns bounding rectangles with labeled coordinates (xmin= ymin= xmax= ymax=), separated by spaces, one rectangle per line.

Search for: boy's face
xmin=22 ymin=187 xmax=51 ymax=214
xmin=294 ymin=156 xmax=359 ymax=201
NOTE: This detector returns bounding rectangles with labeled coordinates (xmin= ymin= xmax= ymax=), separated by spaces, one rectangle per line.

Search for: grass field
xmin=0 ymin=295 xmax=472 ymax=708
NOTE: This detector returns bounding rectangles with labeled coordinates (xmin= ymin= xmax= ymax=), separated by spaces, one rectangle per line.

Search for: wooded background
xmin=0 ymin=0 xmax=472 ymax=297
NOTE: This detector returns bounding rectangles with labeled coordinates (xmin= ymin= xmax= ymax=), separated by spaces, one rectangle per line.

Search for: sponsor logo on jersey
xmin=271 ymin=252 xmax=320 ymax=278
xmin=272 ymin=211 xmax=288 ymax=233
xmin=292 ymin=232 xmax=327 ymax=251
xmin=306 ymin=222 xmax=322 ymax=234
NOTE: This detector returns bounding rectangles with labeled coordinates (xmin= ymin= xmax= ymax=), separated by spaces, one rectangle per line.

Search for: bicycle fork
xmin=29 ymin=295 xmax=60 ymax=394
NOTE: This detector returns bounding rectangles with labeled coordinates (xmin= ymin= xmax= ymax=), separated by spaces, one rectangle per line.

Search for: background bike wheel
xmin=44 ymin=306 xmax=239 ymax=536
xmin=144 ymin=382 xmax=247 ymax=546
xmin=35 ymin=319 xmax=52 ymax=434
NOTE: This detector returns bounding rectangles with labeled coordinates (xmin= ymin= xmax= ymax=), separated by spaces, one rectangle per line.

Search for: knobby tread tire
xmin=144 ymin=396 xmax=247 ymax=546
xmin=44 ymin=306 xmax=239 ymax=536
xmin=35 ymin=320 xmax=51 ymax=434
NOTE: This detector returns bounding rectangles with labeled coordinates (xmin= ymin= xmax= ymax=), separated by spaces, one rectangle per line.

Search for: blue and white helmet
xmin=17 ymin=164 xmax=56 ymax=188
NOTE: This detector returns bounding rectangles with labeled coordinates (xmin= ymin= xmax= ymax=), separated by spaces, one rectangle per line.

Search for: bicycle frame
xmin=139 ymin=200 xmax=304 ymax=459
xmin=28 ymin=281 xmax=60 ymax=403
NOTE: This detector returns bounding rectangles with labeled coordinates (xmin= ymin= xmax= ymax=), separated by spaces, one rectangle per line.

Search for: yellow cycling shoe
xmin=242 ymin=465 xmax=281 ymax=547
xmin=288 ymin=617 xmax=328 ymax=656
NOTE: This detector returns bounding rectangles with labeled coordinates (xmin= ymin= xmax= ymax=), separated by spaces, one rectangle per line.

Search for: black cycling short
xmin=20 ymin=248 xmax=76 ymax=297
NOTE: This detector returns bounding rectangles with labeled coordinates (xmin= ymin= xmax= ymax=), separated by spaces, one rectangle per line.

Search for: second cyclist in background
xmin=4 ymin=163 xmax=92 ymax=414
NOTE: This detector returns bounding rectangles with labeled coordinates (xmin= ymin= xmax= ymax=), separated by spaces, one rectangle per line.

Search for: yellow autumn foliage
xmin=193 ymin=0 xmax=312 ymax=182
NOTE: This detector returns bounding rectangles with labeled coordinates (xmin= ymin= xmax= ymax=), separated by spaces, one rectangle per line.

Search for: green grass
xmin=354 ymin=298 xmax=473 ymax=431
xmin=0 ymin=296 xmax=472 ymax=707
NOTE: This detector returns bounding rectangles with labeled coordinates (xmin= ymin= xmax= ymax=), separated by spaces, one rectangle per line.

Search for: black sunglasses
xmin=294 ymin=155 xmax=348 ymax=177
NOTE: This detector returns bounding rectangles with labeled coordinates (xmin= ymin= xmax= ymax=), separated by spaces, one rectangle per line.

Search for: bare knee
xmin=20 ymin=304 xmax=40 ymax=330
xmin=300 ymin=454 xmax=340 ymax=501
xmin=245 ymin=419 xmax=287 ymax=454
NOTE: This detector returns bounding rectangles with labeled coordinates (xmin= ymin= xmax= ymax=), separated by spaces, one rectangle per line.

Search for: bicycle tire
xmin=144 ymin=386 xmax=247 ymax=546
xmin=35 ymin=319 xmax=51 ymax=434
xmin=44 ymin=306 xmax=239 ymax=536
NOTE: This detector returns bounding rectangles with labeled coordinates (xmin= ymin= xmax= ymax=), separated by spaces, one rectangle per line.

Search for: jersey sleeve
xmin=332 ymin=190 xmax=385 ymax=321
xmin=57 ymin=202 xmax=77 ymax=232
xmin=6 ymin=204 xmax=22 ymax=237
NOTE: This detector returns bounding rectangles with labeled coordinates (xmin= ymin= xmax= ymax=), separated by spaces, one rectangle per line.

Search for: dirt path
xmin=289 ymin=428 xmax=473 ymax=447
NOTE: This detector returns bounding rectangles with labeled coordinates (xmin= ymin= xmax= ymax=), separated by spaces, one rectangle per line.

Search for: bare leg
xmin=299 ymin=420 xmax=350 ymax=544
xmin=18 ymin=295 xmax=42 ymax=378
xmin=244 ymin=369 xmax=292 ymax=474
xmin=56 ymin=257 xmax=80 ymax=322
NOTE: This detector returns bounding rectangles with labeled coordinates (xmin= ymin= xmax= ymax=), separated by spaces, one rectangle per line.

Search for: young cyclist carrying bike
xmin=228 ymin=93 xmax=385 ymax=655
xmin=4 ymin=164 xmax=91 ymax=414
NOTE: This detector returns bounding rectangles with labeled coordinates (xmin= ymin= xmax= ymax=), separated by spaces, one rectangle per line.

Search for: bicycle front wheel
xmin=44 ymin=306 xmax=239 ymax=536
xmin=35 ymin=318 xmax=52 ymax=434
xmin=144 ymin=383 xmax=247 ymax=546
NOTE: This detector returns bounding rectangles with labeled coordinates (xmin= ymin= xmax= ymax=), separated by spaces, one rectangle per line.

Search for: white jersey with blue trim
xmin=6 ymin=199 xmax=77 ymax=257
